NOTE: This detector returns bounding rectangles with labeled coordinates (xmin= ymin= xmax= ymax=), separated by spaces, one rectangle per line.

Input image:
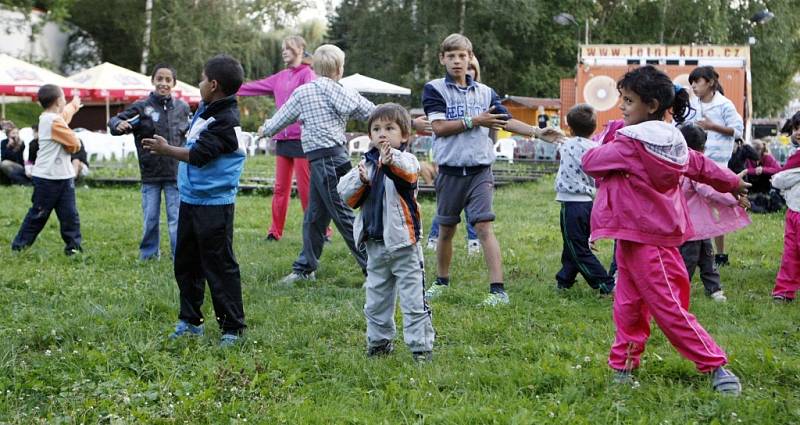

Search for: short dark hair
xmin=203 ymin=55 xmax=244 ymax=96
xmin=679 ymin=123 xmax=707 ymax=152
xmin=566 ymin=104 xmax=596 ymax=138
xmin=151 ymin=63 xmax=177 ymax=81
xmin=368 ymin=103 xmax=412 ymax=140
xmin=37 ymin=84 xmax=62 ymax=109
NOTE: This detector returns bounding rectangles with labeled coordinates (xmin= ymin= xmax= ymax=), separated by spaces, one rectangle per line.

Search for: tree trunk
xmin=140 ymin=0 xmax=153 ymax=74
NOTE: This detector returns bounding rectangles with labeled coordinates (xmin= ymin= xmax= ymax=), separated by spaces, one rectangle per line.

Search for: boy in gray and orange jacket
xmin=12 ymin=84 xmax=83 ymax=255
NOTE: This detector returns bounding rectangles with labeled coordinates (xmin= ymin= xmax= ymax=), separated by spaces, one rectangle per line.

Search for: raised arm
xmin=261 ymin=92 xmax=302 ymax=137
xmin=237 ymin=73 xmax=278 ymax=97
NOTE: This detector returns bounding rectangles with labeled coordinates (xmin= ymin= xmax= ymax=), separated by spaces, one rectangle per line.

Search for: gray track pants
xmin=292 ymin=152 xmax=367 ymax=273
xmin=364 ymin=241 xmax=434 ymax=353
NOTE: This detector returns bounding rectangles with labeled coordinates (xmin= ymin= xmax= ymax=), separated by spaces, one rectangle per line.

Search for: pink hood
xmin=582 ymin=121 xmax=741 ymax=247
xmin=237 ymin=64 xmax=315 ymax=141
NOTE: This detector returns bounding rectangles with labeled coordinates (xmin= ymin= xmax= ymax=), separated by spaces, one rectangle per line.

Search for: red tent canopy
xmin=0 ymin=54 xmax=89 ymax=98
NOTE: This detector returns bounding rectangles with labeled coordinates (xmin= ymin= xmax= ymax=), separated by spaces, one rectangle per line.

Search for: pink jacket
xmin=682 ymin=178 xmax=750 ymax=241
xmin=745 ymin=153 xmax=781 ymax=176
xmin=582 ymin=121 xmax=741 ymax=247
xmin=237 ymin=63 xmax=315 ymax=141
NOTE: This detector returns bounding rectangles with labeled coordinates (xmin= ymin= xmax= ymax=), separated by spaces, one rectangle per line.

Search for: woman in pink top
xmin=745 ymin=139 xmax=782 ymax=194
xmin=238 ymin=36 xmax=327 ymax=241
xmin=582 ymin=66 xmax=749 ymax=395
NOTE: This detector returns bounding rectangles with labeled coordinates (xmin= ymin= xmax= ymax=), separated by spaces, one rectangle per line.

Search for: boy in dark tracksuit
xmin=143 ymin=55 xmax=246 ymax=347
xmin=108 ymin=64 xmax=191 ymax=260
xmin=554 ymin=104 xmax=614 ymax=294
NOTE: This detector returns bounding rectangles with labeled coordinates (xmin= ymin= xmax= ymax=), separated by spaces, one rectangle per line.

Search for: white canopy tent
xmin=339 ymin=73 xmax=411 ymax=96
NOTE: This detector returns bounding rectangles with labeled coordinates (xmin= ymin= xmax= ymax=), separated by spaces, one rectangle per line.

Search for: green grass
xmin=0 ymin=175 xmax=798 ymax=424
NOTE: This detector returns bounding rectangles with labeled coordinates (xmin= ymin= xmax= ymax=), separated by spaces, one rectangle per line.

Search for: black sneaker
xmin=65 ymin=246 xmax=83 ymax=256
xmin=367 ymin=341 xmax=394 ymax=357
xmin=773 ymin=294 xmax=794 ymax=303
xmin=265 ymin=233 xmax=279 ymax=242
xmin=714 ymin=253 xmax=729 ymax=267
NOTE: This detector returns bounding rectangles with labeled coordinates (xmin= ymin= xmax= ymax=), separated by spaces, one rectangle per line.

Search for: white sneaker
xmin=426 ymin=238 xmax=437 ymax=251
xmin=279 ymin=271 xmax=316 ymax=285
xmin=424 ymin=283 xmax=446 ymax=300
xmin=467 ymin=239 xmax=481 ymax=255
xmin=710 ymin=290 xmax=727 ymax=302
xmin=482 ymin=291 xmax=510 ymax=306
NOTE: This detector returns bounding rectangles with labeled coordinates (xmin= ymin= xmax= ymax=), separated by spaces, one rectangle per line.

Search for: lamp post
xmin=748 ymin=9 xmax=775 ymax=45
xmin=553 ymin=12 xmax=588 ymax=45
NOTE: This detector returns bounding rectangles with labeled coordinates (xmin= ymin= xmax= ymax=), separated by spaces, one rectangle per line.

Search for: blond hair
xmin=312 ymin=44 xmax=345 ymax=79
xmin=439 ymin=33 xmax=473 ymax=55
xmin=468 ymin=56 xmax=481 ymax=82
xmin=283 ymin=35 xmax=312 ymax=66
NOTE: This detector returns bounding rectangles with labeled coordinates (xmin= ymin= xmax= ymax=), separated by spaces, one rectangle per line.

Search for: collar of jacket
xmin=444 ymin=72 xmax=476 ymax=89
xmin=198 ymin=95 xmax=237 ymax=119
xmin=149 ymin=91 xmax=173 ymax=107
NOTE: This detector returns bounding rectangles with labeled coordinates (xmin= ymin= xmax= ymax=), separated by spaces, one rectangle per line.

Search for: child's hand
xmin=116 ymin=120 xmax=132 ymax=133
xmin=358 ymin=161 xmax=370 ymax=184
xmin=539 ymin=127 xmax=566 ymax=143
xmin=473 ymin=107 xmax=508 ymax=130
xmin=589 ymin=239 xmax=598 ymax=252
xmin=413 ymin=116 xmax=432 ymax=133
xmin=736 ymin=195 xmax=751 ymax=210
xmin=142 ymin=135 xmax=169 ymax=155
xmin=733 ymin=177 xmax=751 ymax=197
xmin=257 ymin=124 xmax=266 ymax=138
xmin=380 ymin=141 xmax=394 ymax=165
xmin=70 ymin=96 xmax=83 ymax=110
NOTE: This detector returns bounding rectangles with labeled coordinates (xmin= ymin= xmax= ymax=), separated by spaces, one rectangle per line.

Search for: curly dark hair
xmin=617 ymin=65 xmax=692 ymax=124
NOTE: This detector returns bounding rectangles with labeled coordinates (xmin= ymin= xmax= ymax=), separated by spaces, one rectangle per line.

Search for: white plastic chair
xmin=494 ymin=137 xmax=516 ymax=164
xmin=348 ymin=135 xmax=371 ymax=155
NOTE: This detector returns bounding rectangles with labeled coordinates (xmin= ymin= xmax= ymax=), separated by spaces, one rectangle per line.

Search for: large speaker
xmin=582 ymin=75 xmax=619 ymax=112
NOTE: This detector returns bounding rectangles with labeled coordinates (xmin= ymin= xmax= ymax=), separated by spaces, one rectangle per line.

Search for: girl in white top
xmin=685 ymin=66 xmax=745 ymax=267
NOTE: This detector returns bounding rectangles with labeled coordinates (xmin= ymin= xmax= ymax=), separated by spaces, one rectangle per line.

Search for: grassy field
xmin=0 ymin=172 xmax=798 ymax=424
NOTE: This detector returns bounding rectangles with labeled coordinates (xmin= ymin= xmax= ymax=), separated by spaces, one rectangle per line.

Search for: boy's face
xmin=792 ymin=126 xmax=800 ymax=146
xmin=152 ymin=68 xmax=176 ymax=97
xmin=55 ymin=89 xmax=66 ymax=113
xmin=439 ymin=49 xmax=471 ymax=80
xmin=198 ymin=72 xmax=217 ymax=103
xmin=369 ymin=118 xmax=407 ymax=149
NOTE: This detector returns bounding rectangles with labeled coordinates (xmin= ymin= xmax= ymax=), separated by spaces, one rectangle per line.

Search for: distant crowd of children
xmin=7 ymin=31 xmax=800 ymax=397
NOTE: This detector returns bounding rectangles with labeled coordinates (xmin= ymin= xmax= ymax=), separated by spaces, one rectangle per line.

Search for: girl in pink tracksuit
xmin=582 ymin=66 xmax=748 ymax=395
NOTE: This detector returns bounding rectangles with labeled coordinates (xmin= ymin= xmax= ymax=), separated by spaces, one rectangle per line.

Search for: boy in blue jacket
xmin=143 ymin=55 xmax=246 ymax=347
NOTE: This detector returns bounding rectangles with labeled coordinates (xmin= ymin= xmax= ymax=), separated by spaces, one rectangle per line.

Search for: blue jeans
xmin=140 ymin=181 xmax=179 ymax=260
xmin=428 ymin=214 xmax=478 ymax=240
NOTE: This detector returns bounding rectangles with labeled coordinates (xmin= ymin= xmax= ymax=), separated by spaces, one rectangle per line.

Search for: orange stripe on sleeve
xmin=346 ymin=185 xmax=367 ymax=208
xmin=388 ymin=163 xmax=418 ymax=184
xmin=398 ymin=196 xmax=417 ymax=244
xmin=51 ymin=118 xmax=81 ymax=154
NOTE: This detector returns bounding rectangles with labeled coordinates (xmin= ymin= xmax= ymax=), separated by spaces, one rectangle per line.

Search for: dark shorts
xmin=434 ymin=166 xmax=495 ymax=226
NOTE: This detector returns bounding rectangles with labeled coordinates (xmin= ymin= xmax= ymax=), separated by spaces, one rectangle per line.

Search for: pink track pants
xmin=774 ymin=209 xmax=800 ymax=300
xmin=608 ymin=240 xmax=728 ymax=373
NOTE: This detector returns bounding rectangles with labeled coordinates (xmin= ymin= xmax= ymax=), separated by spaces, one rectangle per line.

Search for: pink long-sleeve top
xmin=745 ymin=153 xmax=781 ymax=177
xmin=237 ymin=63 xmax=315 ymax=141
xmin=681 ymin=178 xmax=750 ymax=241
xmin=582 ymin=121 xmax=741 ymax=247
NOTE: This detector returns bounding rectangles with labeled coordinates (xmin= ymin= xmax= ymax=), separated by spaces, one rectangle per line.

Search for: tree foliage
xmin=328 ymin=0 xmax=800 ymax=116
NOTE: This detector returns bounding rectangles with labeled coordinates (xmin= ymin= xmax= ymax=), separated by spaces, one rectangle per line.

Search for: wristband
xmin=464 ymin=116 xmax=473 ymax=129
